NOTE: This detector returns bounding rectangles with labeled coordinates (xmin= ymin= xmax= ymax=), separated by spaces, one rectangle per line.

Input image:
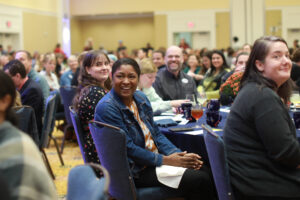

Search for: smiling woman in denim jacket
xmin=95 ymin=58 xmax=215 ymax=200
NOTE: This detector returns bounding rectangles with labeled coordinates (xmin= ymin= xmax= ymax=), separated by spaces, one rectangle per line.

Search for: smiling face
xmin=86 ymin=54 xmax=110 ymax=83
xmin=202 ymin=56 xmax=211 ymax=69
xmin=165 ymin=46 xmax=183 ymax=74
xmin=212 ymin=53 xmax=224 ymax=69
xmin=256 ymin=41 xmax=292 ymax=87
xmin=187 ymin=55 xmax=199 ymax=68
xmin=152 ymin=52 xmax=164 ymax=68
xmin=112 ymin=64 xmax=139 ymax=106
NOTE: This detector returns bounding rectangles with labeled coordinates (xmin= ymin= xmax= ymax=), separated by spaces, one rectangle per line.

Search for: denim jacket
xmin=95 ymin=88 xmax=180 ymax=176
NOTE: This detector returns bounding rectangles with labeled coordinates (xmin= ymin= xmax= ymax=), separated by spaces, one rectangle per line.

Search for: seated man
xmin=60 ymin=55 xmax=78 ymax=87
xmin=15 ymin=50 xmax=50 ymax=105
xmin=4 ymin=60 xmax=44 ymax=137
xmin=153 ymin=45 xmax=198 ymax=100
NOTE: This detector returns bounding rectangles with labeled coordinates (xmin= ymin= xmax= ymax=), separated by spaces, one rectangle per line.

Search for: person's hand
xmin=187 ymin=71 xmax=195 ymax=77
xmin=194 ymin=74 xmax=204 ymax=80
xmin=170 ymin=99 xmax=190 ymax=108
xmin=163 ymin=151 xmax=203 ymax=169
xmin=183 ymin=153 xmax=203 ymax=170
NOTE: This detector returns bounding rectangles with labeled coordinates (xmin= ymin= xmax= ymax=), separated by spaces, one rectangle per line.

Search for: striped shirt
xmin=128 ymin=101 xmax=158 ymax=153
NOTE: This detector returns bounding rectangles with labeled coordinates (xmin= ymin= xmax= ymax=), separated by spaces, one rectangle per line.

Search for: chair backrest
xmin=89 ymin=121 xmax=137 ymax=200
xmin=59 ymin=86 xmax=77 ymax=125
xmin=202 ymin=124 xmax=234 ymax=200
xmin=40 ymin=94 xmax=56 ymax=148
xmin=49 ymin=90 xmax=60 ymax=134
xmin=69 ymin=106 xmax=88 ymax=163
xmin=67 ymin=163 xmax=110 ymax=200
xmin=14 ymin=105 xmax=39 ymax=146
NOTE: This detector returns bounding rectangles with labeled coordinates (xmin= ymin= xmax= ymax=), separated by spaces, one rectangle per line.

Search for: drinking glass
xmin=191 ymin=103 xmax=203 ymax=128
xmin=198 ymin=92 xmax=207 ymax=105
xmin=185 ymin=94 xmax=196 ymax=106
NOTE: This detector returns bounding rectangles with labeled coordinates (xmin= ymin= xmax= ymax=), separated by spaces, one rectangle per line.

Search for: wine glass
xmin=185 ymin=94 xmax=196 ymax=105
xmin=198 ymin=92 xmax=207 ymax=105
xmin=191 ymin=103 xmax=203 ymax=128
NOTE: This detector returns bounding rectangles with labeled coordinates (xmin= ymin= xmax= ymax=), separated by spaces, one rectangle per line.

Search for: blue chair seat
xmin=89 ymin=121 xmax=183 ymax=200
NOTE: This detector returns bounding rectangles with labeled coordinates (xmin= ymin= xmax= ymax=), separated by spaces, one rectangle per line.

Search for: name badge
xmin=181 ymin=78 xmax=188 ymax=84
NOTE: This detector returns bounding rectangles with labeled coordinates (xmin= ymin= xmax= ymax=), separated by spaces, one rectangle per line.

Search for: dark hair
xmin=3 ymin=60 xmax=27 ymax=78
xmin=73 ymin=51 xmax=111 ymax=111
xmin=0 ymin=70 xmax=17 ymax=125
xmin=235 ymin=52 xmax=249 ymax=65
xmin=112 ymin=58 xmax=141 ymax=78
xmin=140 ymin=48 xmax=148 ymax=54
xmin=241 ymin=36 xmax=293 ymax=103
xmin=15 ymin=50 xmax=32 ymax=60
xmin=208 ymin=50 xmax=228 ymax=76
xmin=292 ymin=48 xmax=300 ymax=63
xmin=200 ymin=51 xmax=212 ymax=74
xmin=153 ymin=50 xmax=165 ymax=58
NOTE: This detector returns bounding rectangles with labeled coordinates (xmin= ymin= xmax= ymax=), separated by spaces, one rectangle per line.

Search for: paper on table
xmin=153 ymin=114 xmax=183 ymax=123
xmin=178 ymin=119 xmax=189 ymax=125
xmin=183 ymin=130 xmax=203 ymax=135
xmin=220 ymin=108 xmax=230 ymax=113
xmin=160 ymin=112 xmax=176 ymax=116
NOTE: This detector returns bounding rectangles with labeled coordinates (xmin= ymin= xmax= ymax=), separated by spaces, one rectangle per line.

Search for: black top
xmin=224 ymin=82 xmax=300 ymax=198
xmin=77 ymin=85 xmax=107 ymax=164
xmin=19 ymin=78 xmax=44 ymax=137
xmin=153 ymin=68 xmax=198 ymax=100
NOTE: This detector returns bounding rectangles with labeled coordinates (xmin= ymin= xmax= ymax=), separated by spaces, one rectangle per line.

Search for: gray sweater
xmin=224 ymin=82 xmax=300 ymax=198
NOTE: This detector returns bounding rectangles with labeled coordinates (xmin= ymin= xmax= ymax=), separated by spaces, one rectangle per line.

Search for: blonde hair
xmin=139 ymin=58 xmax=157 ymax=74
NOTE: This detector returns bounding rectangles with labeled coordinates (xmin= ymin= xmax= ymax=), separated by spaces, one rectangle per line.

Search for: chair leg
xmin=40 ymin=148 xmax=55 ymax=180
xmin=60 ymin=125 xmax=69 ymax=154
xmin=51 ymin=135 xmax=64 ymax=166
xmin=46 ymin=136 xmax=51 ymax=148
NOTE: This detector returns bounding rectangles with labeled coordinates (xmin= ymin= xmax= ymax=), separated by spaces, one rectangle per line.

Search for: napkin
xmin=156 ymin=165 xmax=187 ymax=188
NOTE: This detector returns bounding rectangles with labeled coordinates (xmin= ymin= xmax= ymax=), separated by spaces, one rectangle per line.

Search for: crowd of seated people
xmin=0 ymin=35 xmax=300 ymax=199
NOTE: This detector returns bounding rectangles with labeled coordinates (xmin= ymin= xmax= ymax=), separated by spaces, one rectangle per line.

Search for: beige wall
xmin=70 ymin=0 xmax=230 ymax=16
xmin=215 ymin=12 xmax=230 ymax=49
xmin=0 ymin=0 xmax=58 ymax=13
xmin=70 ymin=18 xmax=82 ymax=54
xmin=266 ymin=0 xmax=300 ymax=7
xmin=23 ymin=12 xmax=58 ymax=54
xmin=72 ymin=17 xmax=154 ymax=54
xmin=154 ymin=15 xmax=167 ymax=49
xmin=265 ymin=10 xmax=282 ymax=37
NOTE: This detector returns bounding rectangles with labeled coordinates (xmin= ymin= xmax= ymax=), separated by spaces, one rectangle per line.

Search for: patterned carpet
xmin=44 ymin=126 xmax=83 ymax=199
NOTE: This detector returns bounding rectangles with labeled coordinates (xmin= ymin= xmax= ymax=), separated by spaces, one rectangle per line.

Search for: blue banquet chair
xmin=69 ymin=106 xmax=91 ymax=163
xmin=40 ymin=94 xmax=65 ymax=179
xmin=14 ymin=105 xmax=39 ymax=146
xmin=89 ymin=120 xmax=183 ymax=200
xmin=59 ymin=86 xmax=77 ymax=153
xmin=202 ymin=124 xmax=235 ymax=200
xmin=67 ymin=163 xmax=110 ymax=200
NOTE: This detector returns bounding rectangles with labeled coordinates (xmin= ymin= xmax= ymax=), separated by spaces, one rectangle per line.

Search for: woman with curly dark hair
xmin=73 ymin=50 xmax=111 ymax=164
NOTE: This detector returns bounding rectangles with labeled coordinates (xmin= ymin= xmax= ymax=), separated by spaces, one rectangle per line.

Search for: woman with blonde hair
xmin=40 ymin=52 xmax=60 ymax=91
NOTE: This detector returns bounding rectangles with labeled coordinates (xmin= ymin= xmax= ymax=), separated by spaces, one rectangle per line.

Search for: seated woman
xmin=73 ymin=50 xmax=111 ymax=164
xmin=138 ymin=59 xmax=188 ymax=114
xmin=224 ymin=36 xmax=300 ymax=199
xmin=0 ymin=70 xmax=57 ymax=199
xmin=199 ymin=51 xmax=212 ymax=78
xmin=39 ymin=52 xmax=60 ymax=91
xmin=198 ymin=50 xmax=229 ymax=99
xmin=95 ymin=58 xmax=215 ymax=200
xmin=183 ymin=54 xmax=203 ymax=86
